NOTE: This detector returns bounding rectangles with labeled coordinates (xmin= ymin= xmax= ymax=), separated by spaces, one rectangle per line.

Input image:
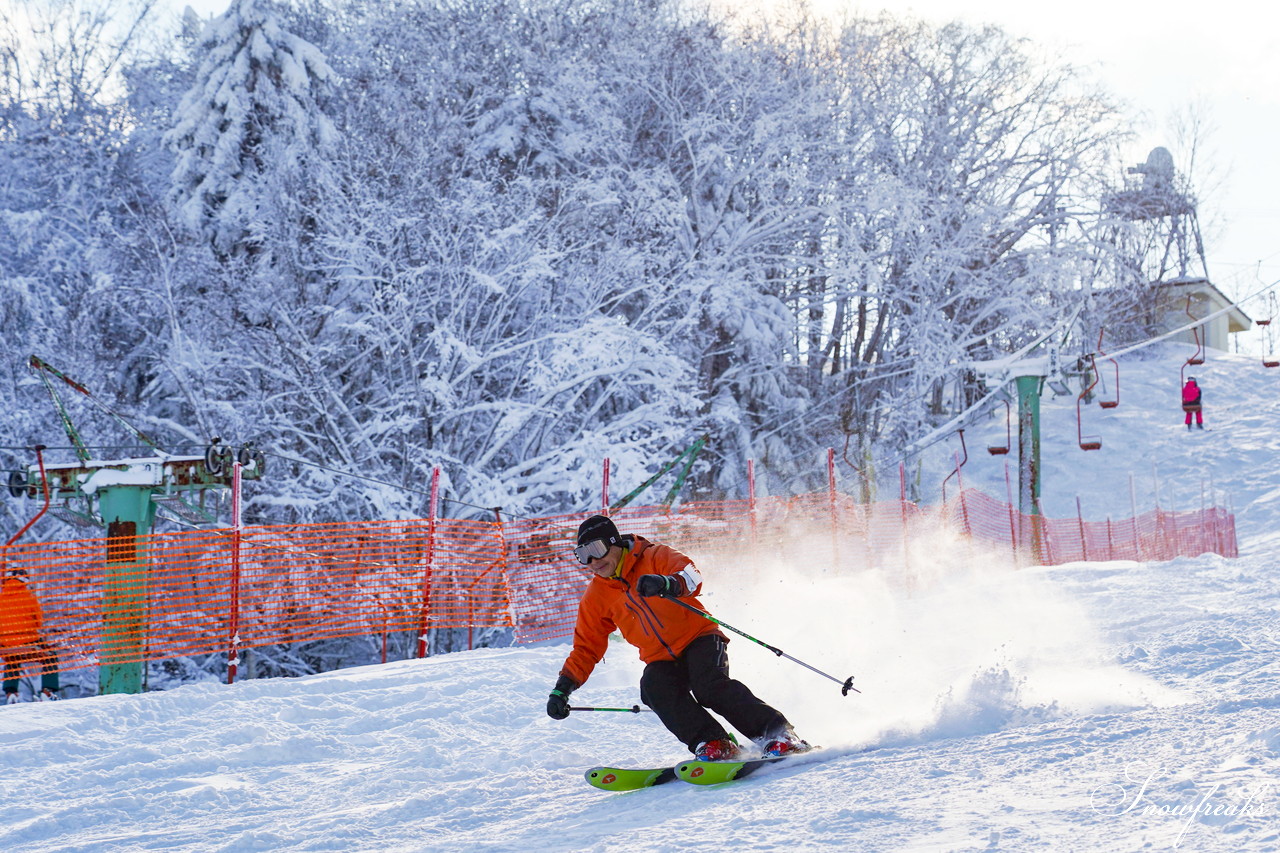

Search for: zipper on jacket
xmin=621 ymin=579 xmax=678 ymax=659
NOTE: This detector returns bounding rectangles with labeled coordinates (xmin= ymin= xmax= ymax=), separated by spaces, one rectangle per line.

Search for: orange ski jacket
xmin=559 ymin=535 xmax=724 ymax=687
xmin=0 ymin=576 xmax=44 ymax=650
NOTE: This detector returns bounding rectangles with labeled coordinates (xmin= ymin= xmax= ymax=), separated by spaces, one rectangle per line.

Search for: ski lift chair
xmin=1184 ymin=295 xmax=1205 ymax=372
xmin=1260 ymin=292 xmax=1279 ymax=367
xmin=1076 ymin=357 xmax=1102 ymax=451
xmin=1257 ymin=291 xmax=1276 ymax=326
xmin=987 ymin=398 xmax=1011 ymax=455
xmin=1096 ymin=328 xmax=1119 ymax=409
xmin=941 ymin=429 xmax=968 ymax=503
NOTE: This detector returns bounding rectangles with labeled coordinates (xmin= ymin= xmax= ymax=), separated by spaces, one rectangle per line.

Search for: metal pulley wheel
xmin=7 ymin=469 xmax=27 ymax=498
xmin=204 ymin=440 xmax=223 ymax=476
xmin=237 ymin=444 xmax=266 ymax=474
xmin=204 ymin=439 xmax=234 ymax=477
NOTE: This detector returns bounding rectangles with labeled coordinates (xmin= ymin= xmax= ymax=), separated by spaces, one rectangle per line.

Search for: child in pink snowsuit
xmin=1182 ymin=378 xmax=1203 ymax=429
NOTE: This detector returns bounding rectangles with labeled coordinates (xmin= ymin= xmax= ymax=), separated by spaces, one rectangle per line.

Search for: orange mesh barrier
xmin=0 ymin=489 xmax=1236 ymax=683
xmin=943 ymin=488 xmax=1238 ymax=566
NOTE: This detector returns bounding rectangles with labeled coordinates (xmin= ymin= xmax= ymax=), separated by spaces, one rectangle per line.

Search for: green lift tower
xmin=5 ymin=356 xmax=264 ymax=694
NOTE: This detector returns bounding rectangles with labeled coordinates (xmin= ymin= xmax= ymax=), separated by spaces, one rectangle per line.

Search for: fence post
xmin=1076 ymin=496 xmax=1088 ymax=562
xmin=1218 ymin=500 xmax=1228 ymax=557
xmin=1209 ymin=474 xmax=1221 ymax=555
xmin=417 ymin=466 xmax=441 ymax=659
xmin=602 ymin=457 xmax=610 ymax=514
xmin=1130 ymin=473 xmax=1141 ymax=561
xmin=1004 ymin=461 xmax=1019 ymax=566
xmin=1151 ymin=463 xmax=1165 ymax=560
xmin=828 ymin=448 xmax=838 ymax=566
xmin=227 ymin=460 xmax=243 ymax=684
xmin=1200 ymin=479 xmax=1207 ymax=556
xmin=827 ymin=448 xmax=837 ymax=505
xmin=376 ymin=600 xmax=389 ymax=664
xmin=747 ymin=458 xmax=758 ymax=547
xmin=1228 ymin=493 xmax=1238 ymax=557
xmin=899 ymin=462 xmax=910 ymax=582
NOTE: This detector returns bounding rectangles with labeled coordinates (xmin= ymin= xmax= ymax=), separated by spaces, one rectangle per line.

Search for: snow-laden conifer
xmin=165 ymin=0 xmax=335 ymax=257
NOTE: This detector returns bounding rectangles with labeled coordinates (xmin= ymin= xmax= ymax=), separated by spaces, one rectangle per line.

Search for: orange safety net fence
xmin=0 ymin=518 xmax=514 ymax=677
xmin=0 ymin=488 xmax=1236 ymax=682
xmin=944 ymin=488 xmax=1239 ymax=565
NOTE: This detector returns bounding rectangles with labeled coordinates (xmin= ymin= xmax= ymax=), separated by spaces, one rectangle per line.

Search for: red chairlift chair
xmin=1077 ymin=356 xmax=1102 ymax=451
xmin=1096 ymin=328 xmax=1119 ymax=409
xmin=987 ymin=398 xmax=1011 ymax=455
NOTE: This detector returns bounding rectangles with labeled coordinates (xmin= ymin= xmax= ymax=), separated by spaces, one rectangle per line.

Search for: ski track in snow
xmin=2 ymin=345 xmax=1279 ymax=852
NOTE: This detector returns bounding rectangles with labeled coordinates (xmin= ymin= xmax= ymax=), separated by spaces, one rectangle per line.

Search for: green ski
xmin=587 ymin=749 xmax=818 ymax=790
xmin=584 ymin=765 xmax=679 ymax=791
xmin=675 ymin=754 xmax=799 ymax=785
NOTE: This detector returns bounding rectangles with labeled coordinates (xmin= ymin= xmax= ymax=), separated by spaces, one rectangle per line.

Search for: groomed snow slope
xmin=2 ymin=345 xmax=1278 ymax=852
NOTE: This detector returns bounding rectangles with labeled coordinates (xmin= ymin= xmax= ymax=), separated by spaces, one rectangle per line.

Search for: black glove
xmin=546 ymin=675 xmax=578 ymax=720
xmin=636 ymin=574 xmax=681 ymax=597
xmin=546 ymin=691 xmax=569 ymax=720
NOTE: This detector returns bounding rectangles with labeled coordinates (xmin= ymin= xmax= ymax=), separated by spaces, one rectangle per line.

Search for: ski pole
xmin=568 ymin=705 xmax=653 ymax=713
xmin=661 ymin=594 xmax=859 ymax=695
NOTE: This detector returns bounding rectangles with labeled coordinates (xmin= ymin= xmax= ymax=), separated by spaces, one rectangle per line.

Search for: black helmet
xmin=577 ymin=514 xmax=622 ymax=548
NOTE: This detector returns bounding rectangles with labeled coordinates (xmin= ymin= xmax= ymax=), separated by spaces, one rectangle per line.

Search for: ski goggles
xmin=574 ymin=539 xmax=610 ymax=565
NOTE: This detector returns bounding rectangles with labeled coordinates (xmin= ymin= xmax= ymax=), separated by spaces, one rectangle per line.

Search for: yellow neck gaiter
xmin=612 ymin=546 xmax=630 ymax=579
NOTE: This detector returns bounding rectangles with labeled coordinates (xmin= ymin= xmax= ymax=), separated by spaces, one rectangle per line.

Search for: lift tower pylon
xmin=6 ymin=356 xmax=265 ymax=694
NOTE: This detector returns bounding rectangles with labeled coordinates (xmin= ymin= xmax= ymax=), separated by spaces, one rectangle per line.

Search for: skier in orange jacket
xmin=0 ymin=568 xmax=60 ymax=702
xmin=545 ymin=515 xmax=807 ymax=760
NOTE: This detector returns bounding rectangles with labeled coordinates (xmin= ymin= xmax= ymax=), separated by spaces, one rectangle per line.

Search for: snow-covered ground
xmin=2 ymin=345 xmax=1278 ymax=852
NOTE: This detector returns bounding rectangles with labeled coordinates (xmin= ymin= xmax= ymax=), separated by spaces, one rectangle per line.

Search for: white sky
xmin=799 ymin=0 xmax=1280 ymax=306
xmin=172 ymin=0 xmax=1280 ymax=306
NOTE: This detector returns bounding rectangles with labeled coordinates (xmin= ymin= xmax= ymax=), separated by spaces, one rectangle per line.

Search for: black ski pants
xmin=640 ymin=633 xmax=790 ymax=753
xmin=1 ymin=640 xmax=59 ymax=695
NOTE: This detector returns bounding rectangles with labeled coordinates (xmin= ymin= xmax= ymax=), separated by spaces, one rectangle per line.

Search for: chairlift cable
xmin=1083 ymin=276 xmax=1280 ymax=363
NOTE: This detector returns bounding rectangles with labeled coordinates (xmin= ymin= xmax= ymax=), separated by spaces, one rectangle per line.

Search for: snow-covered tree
xmin=4 ymin=0 xmax=1134 ymax=529
xmin=0 ymin=0 xmax=168 ymax=479
xmin=0 ymin=0 xmax=1162 ymax=684
xmin=785 ymin=18 xmax=1123 ymax=466
xmin=165 ymin=0 xmax=335 ymax=257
